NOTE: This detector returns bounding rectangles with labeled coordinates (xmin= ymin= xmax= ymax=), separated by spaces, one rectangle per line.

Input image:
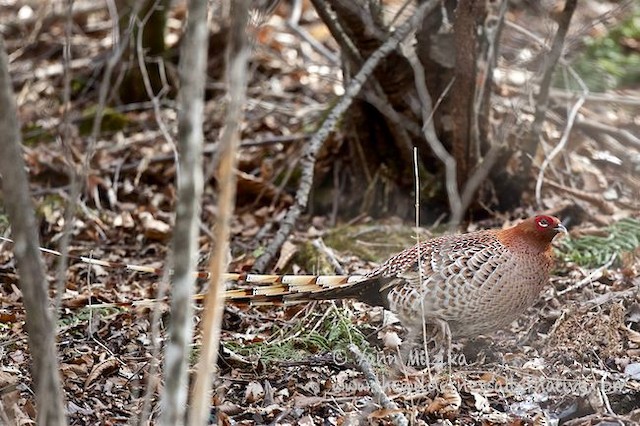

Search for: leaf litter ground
xmin=1 ymin=1 xmax=639 ymax=424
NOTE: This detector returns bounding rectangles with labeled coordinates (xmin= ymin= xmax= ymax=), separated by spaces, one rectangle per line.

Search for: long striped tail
xmin=0 ymin=237 xmax=381 ymax=310
xmin=81 ymin=274 xmax=376 ymax=310
xmin=220 ymin=273 xmax=367 ymax=306
xmin=219 ymin=273 xmax=394 ymax=309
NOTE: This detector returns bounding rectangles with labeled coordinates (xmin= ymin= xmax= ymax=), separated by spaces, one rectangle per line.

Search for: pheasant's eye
xmin=538 ymin=218 xmax=549 ymax=228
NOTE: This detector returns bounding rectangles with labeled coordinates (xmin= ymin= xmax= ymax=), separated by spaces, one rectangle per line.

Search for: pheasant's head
xmin=498 ymin=215 xmax=567 ymax=252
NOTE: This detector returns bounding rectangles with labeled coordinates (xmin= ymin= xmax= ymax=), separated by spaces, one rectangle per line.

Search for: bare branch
xmin=253 ymin=0 xmax=440 ymax=272
xmin=405 ymin=53 xmax=463 ymax=227
xmin=287 ymin=0 xmax=338 ymax=64
xmin=310 ymin=0 xmax=416 ymax=174
xmin=521 ymin=0 xmax=578 ymax=176
xmin=53 ymin=0 xmax=79 ymax=314
xmin=535 ymin=95 xmax=586 ymax=207
xmin=348 ymin=344 xmax=408 ymax=426
xmin=574 ymin=116 xmax=640 ymax=150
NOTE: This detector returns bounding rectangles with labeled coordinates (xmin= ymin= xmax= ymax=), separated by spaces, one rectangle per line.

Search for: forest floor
xmin=1 ymin=1 xmax=640 ymax=425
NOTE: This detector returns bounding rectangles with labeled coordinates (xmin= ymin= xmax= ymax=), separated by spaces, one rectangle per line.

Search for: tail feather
xmin=0 ymin=237 xmax=396 ymax=311
xmin=67 ymin=274 xmax=397 ymax=310
xmin=222 ymin=274 xmax=366 ymax=301
xmin=220 ymin=274 xmax=395 ymax=309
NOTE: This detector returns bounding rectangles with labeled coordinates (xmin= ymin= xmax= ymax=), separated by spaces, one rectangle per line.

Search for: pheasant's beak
xmin=554 ymin=223 xmax=568 ymax=234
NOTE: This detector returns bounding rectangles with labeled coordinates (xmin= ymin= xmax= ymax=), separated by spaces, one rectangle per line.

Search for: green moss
xmin=59 ymin=307 xmax=122 ymax=328
xmin=22 ymin=123 xmax=55 ymax=146
xmin=78 ymin=106 xmax=129 ymax=136
xmin=289 ymin=240 xmax=335 ymax=274
xmin=324 ymin=223 xmax=432 ymax=263
xmin=35 ymin=194 xmax=66 ymax=223
xmin=70 ymin=77 xmax=87 ymax=97
xmin=0 ymin=212 xmax=9 ymax=230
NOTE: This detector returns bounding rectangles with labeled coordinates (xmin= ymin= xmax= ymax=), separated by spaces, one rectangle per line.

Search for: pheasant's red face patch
xmin=534 ymin=215 xmax=556 ymax=231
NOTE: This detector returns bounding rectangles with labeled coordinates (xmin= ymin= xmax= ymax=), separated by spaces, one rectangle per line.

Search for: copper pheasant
xmin=7 ymin=215 xmax=566 ymax=337
xmin=224 ymin=215 xmax=567 ymax=337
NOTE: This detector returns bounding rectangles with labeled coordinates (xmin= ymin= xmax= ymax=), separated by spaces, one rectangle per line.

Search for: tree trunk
xmin=116 ymin=0 xmax=171 ymax=103
xmin=0 ymin=36 xmax=67 ymax=426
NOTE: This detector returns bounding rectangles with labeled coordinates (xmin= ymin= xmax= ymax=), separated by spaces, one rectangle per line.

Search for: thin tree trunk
xmin=188 ymin=0 xmax=251 ymax=424
xmin=450 ymin=0 xmax=485 ymax=186
xmin=0 ymin=36 xmax=67 ymax=426
xmin=159 ymin=0 xmax=209 ymax=423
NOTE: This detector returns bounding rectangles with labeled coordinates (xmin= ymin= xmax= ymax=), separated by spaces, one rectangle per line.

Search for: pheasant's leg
xmin=433 ymin=318 xmax=453 ymax=377
xmin=388 ymin=326 xmax=430 ymax=380
xmin=419 ymin=318 xmax=433 ymax=381
xmin=389 ymin=322 xmax=447 ymax=382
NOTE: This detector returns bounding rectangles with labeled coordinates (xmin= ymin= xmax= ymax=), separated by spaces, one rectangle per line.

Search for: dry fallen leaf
xmin=85 ymin=358 xmax=119 ymax=388
xmin=368 ymin=408 xmax=404 ymax=419
xmin=0 ymin=310 xmax=17 ymax=323
xmin=113 ymin=211 xmax=135 ymax=229
xmin=244 ymin=380 xmax=265 ymax=403
xmin=426 ymin=382 xmax=461 ymax=416
xmin=139 ymin=211 xmax=171 ymax=241
xmin=274 ymin=239 xmax=297 ymax=271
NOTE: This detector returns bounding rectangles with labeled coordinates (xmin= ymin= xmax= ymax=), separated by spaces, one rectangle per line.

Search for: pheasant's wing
xmin=371 ymin=231 xmax=513 ymax=324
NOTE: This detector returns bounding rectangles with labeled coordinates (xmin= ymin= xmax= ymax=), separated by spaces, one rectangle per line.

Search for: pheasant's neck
xmin=496 ymin=228 xmax=553 ymax=255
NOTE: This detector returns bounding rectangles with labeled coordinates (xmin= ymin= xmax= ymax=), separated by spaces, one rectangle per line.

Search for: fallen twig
xmin=542 ymin=179 xmax=616 ymax=215
xmin=535 ymin=93 xmax=586 ymax=207
xmin=348 ymin=344 xmax=408 ymax=426
xmin=555 ymin=253 xmax=616 ymax=297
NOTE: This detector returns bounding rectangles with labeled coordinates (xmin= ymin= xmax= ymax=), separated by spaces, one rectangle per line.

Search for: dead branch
xmin=54 ymin=0 xmax=80 ymax=314
xmin=574 ymin=116 xmax=640 ymax=151
xmin=310 ymin=0 xmax=416 ymax=173
xmin=348 ymin=344 xmax=408 ymax=426
xmin=555 ymin=254 xmax=617 ymax=298
xmin=287 ymin=0 xmax=338 ymax=64
xmin=543 ymin=179 xmax=616 ymax=215
xmin=252 ymin=0 xmax=441 ymax=272
xmin=311 ymin=238 xmax=345 ymax=275
xmin=405 ymin=53 xmax=462 ymax=227
xmin=84 ymin=0 xmax=143 ymax=169
xmin=521 ymin=0 xmax=578 ymax=177
xmin=0 ymin=2 xmax=104 ymax=37
xmin=473 ymin=0 xmax=508 ymax=156
xmin=550 ymin=89 xmax=640 ymax=107
xmin=535 ymin=94 xmax=586 ymax=207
